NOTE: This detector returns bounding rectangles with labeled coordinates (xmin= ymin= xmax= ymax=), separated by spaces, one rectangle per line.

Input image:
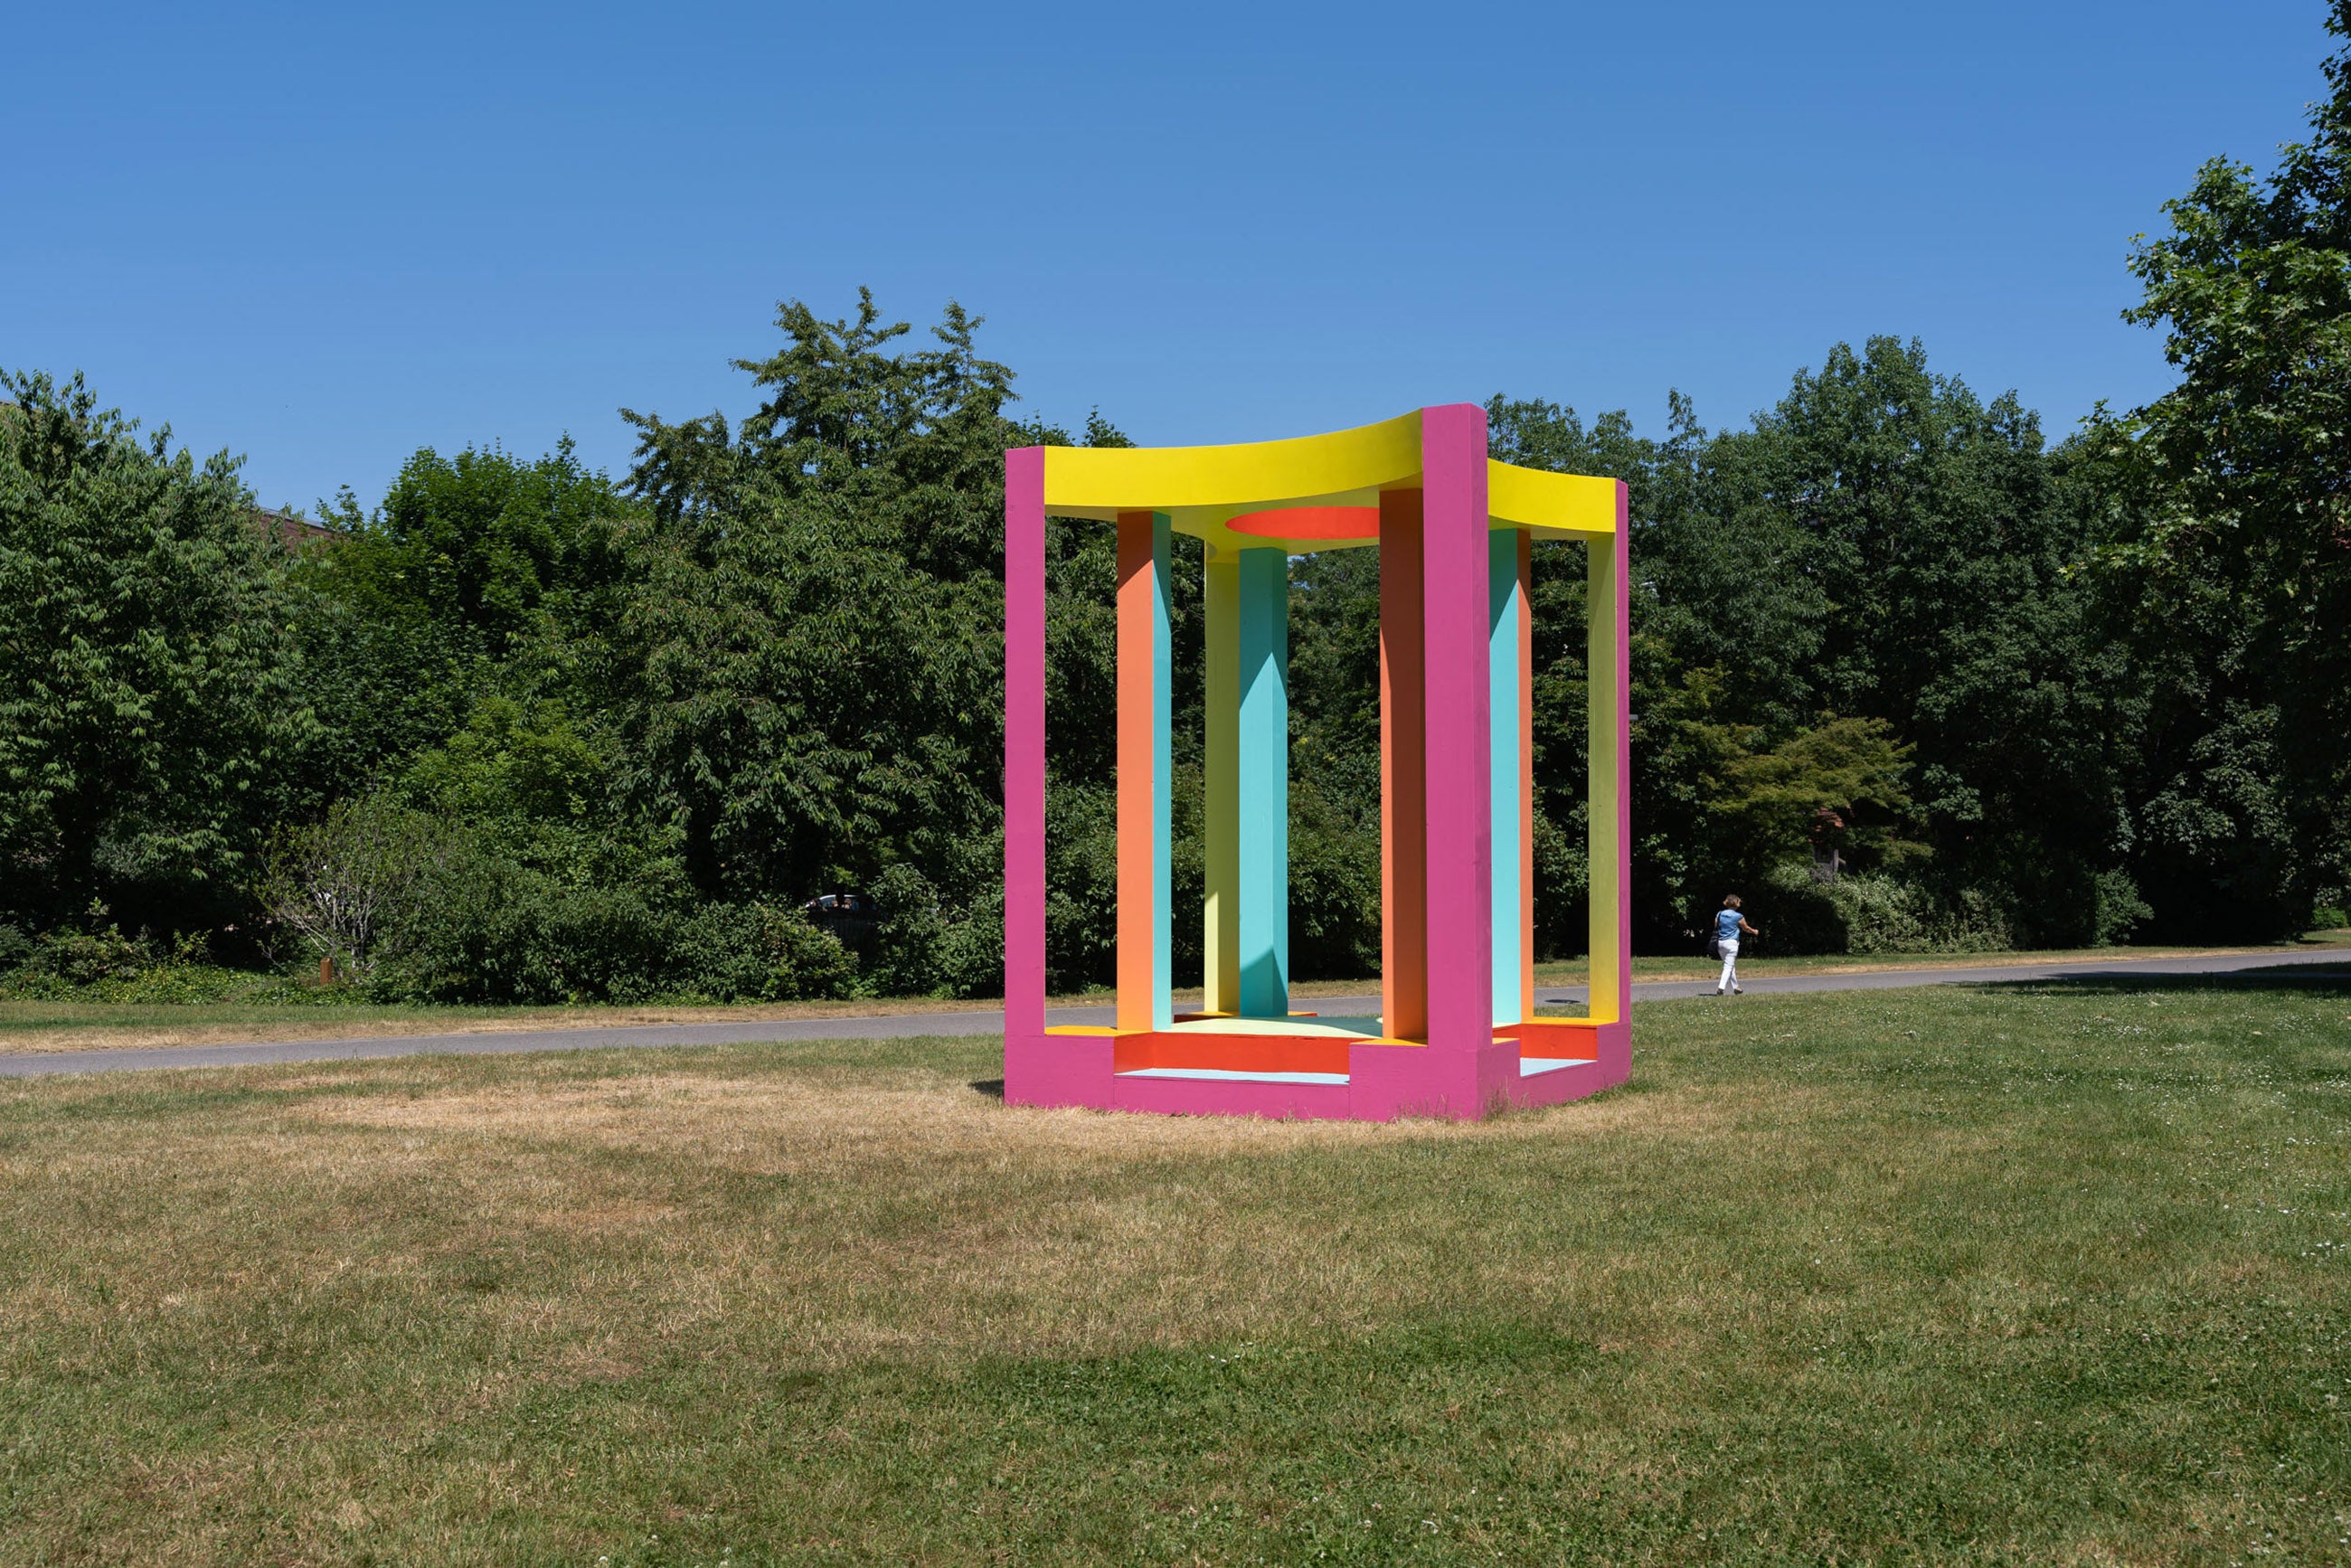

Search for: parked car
xmin=802 ymin=892 xmax=879 ymax=944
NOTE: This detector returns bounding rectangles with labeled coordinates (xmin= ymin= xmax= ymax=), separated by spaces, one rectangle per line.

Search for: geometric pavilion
xmin=1003 ymin=403 xmax=1629 ymax=1120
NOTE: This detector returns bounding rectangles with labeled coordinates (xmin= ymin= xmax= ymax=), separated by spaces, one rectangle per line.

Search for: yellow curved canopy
xmin=1035 ymin=410 xmax=1617 ymax=555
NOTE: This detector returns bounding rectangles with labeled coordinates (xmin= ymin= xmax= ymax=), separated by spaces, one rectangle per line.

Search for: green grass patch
xmin=0 ymin=975 xmax=2345 ymax=1562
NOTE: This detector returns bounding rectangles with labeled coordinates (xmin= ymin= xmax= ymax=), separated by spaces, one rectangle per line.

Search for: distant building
xmin=253 ymin=506 xmax=341 ymax=548
xmin=5 ymin=399 xmax=344 ymax=550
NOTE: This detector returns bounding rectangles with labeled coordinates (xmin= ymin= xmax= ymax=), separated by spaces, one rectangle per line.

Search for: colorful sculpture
xmin=1004 ymin=405 xmax=1630 ymax=1120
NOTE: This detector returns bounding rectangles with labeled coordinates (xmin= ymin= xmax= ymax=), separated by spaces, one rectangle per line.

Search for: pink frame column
xmin=1420 ymin=404 xmax=1495 ymax=1051
xmin=1004 ymin=449 xmax=1046 ymax=1060
xmin=1003 ymin=447 xmax=1111 ymax=1107
xmin=1350 ymin=404 xmax=1517 ymax=1118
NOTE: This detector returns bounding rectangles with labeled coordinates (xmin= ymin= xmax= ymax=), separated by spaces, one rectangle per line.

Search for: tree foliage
xmin=606 ymin=290 xmax=1014 ymax=904
xmin=0 ymin=371 xmax=311 ymax=934
xmin=1486 ymin=334 xmax=2129 ymax=949
xmin=257 ymin=794 xmax=446 ymax=977
xmin=2071 ymin=0 xmax=2351 ymax=934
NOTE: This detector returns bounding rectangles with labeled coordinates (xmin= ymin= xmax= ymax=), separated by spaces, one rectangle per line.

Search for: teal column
xmin=1236 ymin=547 xmax=1289 ymax=1018
xmin=1488 ymin=528 xmax=1525 ymax=1026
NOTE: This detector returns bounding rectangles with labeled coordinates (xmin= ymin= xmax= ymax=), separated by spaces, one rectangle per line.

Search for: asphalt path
xmin=1 ymin=949 xmax=2340 ymax=1079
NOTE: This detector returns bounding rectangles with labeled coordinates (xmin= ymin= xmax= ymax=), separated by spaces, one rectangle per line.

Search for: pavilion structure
xmin=1003 ymin=405 xmax=1630 ymax=1120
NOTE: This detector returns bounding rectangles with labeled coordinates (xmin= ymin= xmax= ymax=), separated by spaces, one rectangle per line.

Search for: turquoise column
xmin=1236 ymin=547 xmax=1289 ymax=1018
xmin=1488 ymin=528 xmax=1525 ymax=1027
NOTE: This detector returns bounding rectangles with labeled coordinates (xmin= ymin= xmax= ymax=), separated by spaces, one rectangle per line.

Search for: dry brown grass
xmin=0 ymin=994 xmax=1027 ymax=1053
xmin=272 ymin=1063 xmax=1754 ymax=1367
xmin=0 ymin=985 xmax=1409 ymax=1055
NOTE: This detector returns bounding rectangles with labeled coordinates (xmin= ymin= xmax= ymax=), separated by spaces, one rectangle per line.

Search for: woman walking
xmin=1715 ymin=894 xmax=1759 ymax=996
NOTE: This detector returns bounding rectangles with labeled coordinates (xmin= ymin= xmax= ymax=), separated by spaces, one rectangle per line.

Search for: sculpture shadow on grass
xmin=1969 ymin=963 xmax=2351 ymax=1000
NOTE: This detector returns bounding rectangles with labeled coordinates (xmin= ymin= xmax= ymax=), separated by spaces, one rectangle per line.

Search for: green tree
xmin=0 ymin=371 xmax=310 ymax=933
xmin=604 ymin=291 xmax=1023 ymax=909
xmin=298 ymin=441 xmax=632 ymax=792
xmin=257 ymin=793 xmax=447 ymax=978
xmin=319 ymin=438 xmax=623 ymax=657
xmin=1719 ymin=340 xmax=2123 ymax=942
xmin=1695 ymin=709 xmax=1916 ymax=878
xmin=2074 ymin=0 xmax=2351 ymax=935
xmin=1489 ymin=339 xmax=2125 ymax=949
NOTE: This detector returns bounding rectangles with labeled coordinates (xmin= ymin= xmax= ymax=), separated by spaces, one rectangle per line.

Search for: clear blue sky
xmin=3 ymin=1 xmax=2334 ymax=513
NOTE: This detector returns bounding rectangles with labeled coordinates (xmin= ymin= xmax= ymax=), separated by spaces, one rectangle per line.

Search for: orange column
xmin=1380 ymin=488 xmax=1427 ymax=1042
xmin=1116 ymin=511 xmax=1172 ymax=1032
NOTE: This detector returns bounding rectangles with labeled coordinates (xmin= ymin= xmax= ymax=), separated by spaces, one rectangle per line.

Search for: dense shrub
xmin=932 ymin=883 xmax=1006 ymax=999
xmin=0 ymin=909 xmax=372 ymax=1005
xmin=0 ymin=962 xmax=336 ymax=1006
xmin=12 ymin=912 xmax=150 ymax=985
xmin=839 ymin=863 xmax=1005 ymax=999
xmin=856 ymin=864 xmax=949 ymax=998
xmin=372 ymin=846 xmax=861 ymax=1005
xmin=257 ymin=795 xmax=448 ymax=978
xmin=2090 ymin=870 xmax=2154 ymax=947
xmin=1748 ymin=865 xmax=2016 ymax=956
xmin=1287 ymin=786 xmax=1380 ymax=979
xmin=371 ymin=852 xmax=666 ymax=1003
xmin=1043 ymin=783 xmax=1117 ymax=994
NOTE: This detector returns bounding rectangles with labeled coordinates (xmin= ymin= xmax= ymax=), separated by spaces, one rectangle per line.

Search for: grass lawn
xmin=0 ymin=976 xmax=2346 ymax=1563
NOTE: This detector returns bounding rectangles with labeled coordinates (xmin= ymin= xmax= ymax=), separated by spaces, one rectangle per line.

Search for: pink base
xmin=1002 ymin=1023 xmax=1629 ymax=1123
xmin=1003 ymin=1034 xmax=1114 ymax=1110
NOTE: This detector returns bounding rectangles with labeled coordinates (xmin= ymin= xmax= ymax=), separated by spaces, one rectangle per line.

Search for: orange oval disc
xmin=1227 ymin=505 xmax=1380 ymax=541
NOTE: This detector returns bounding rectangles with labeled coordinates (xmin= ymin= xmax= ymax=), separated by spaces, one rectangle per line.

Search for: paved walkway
xmin=1 ymin=949 xmax=2339 ymax=1079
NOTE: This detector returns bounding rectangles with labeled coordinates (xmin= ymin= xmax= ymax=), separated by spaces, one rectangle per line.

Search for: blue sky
xmin=2 ymin=1 xmax=2334 ymax=512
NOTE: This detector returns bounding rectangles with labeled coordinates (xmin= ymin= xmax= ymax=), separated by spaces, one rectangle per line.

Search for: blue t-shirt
xmin=1715 ymin=908 xmax=1743 ymax=944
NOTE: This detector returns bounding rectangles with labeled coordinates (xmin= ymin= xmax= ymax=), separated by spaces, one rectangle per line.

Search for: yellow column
xmin=1202 ymin=549 xmax=1240 ymax=1015
xmin=1586 ymin=518 xmax=1628 ymax=1025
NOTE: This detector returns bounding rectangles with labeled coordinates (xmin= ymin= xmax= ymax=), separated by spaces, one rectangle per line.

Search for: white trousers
xmin=1717 ymin=939 xmax=1740 ymax=991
